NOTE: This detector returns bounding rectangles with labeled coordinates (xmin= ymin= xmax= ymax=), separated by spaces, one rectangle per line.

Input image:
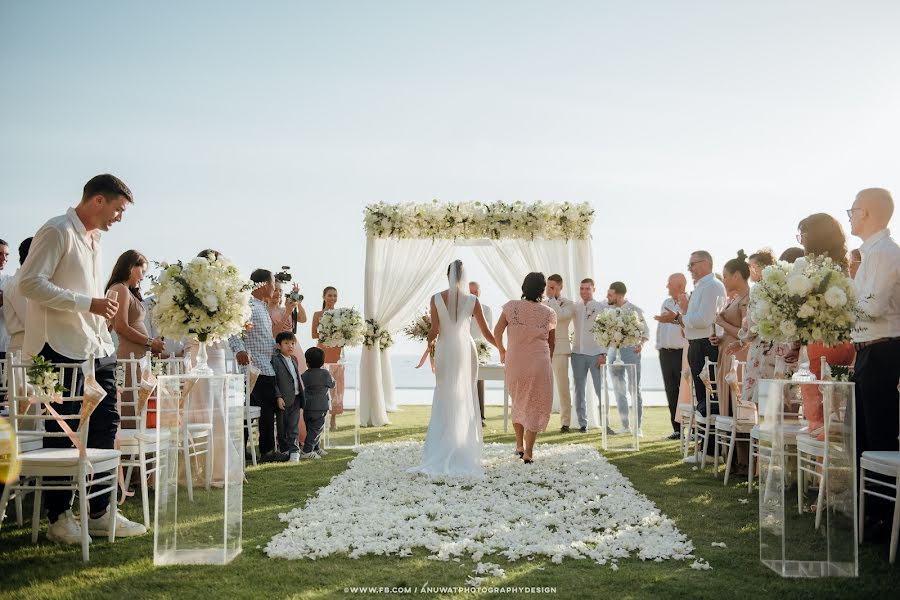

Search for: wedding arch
xmin=359 ymin=200 xmax=596 ymax=427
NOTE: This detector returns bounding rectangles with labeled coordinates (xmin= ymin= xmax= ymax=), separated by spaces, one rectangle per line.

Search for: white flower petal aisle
xmin=266 ymin=442 xmax=700 ymax=569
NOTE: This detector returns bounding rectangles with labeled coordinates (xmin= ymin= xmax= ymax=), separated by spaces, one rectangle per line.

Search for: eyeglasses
xmin=846 ymin=207 xmax=863 ymax=219
xmin=687 ymin=259 xmax=707 ymax=270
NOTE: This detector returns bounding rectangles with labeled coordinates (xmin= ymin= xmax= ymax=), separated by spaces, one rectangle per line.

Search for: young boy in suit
xmin=272 ymin=331 xmax=305 ymax=462
xmin=299 ymin=347 xmax=335 ymax=460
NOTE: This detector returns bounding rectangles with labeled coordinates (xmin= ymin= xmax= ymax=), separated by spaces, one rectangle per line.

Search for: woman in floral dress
xmin=494 ymin=273 xmax=557 ymax=464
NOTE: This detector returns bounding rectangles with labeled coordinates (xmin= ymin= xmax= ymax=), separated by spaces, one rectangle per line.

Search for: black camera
xmin=274 ymin=265 xmax=292 ymax=283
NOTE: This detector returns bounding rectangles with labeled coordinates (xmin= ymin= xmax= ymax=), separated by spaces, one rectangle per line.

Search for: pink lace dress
xmin=502 ymin=300 xmax=557 ymax=432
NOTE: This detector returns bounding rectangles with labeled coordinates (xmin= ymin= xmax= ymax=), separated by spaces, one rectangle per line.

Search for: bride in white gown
xmin=408 ymin=260 xmax=497 ymax=478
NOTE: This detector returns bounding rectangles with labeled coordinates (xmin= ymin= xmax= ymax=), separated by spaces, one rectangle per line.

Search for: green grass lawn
xmin=1 ymin=406 xmax=897 ymax=600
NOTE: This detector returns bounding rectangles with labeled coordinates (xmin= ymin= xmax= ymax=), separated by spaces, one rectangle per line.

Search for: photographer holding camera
xmin=269 ymin=266 xmax=308 ymax=449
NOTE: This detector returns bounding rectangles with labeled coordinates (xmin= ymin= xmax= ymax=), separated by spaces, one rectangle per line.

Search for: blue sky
xmin=2 ymin=1 xmax=898 ymax=352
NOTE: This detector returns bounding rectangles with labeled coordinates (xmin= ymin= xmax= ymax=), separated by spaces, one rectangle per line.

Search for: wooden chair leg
xmin=888 ymin=484 xmax=899 ymax=564
xmin=108 ymin=473 xmax=118 ymax=543
xmin=79 ymin=475 xmax=90 ymax=562
xmin=724 ymin=429 xmax=737 ymax=486
xmin=858 ymin=469 xmax=866 ymax=544
xmin=0 ymin=483 xmax=11 ymax=532
xmin=139 ymin=454 xmax=150 ymax=528
xmin=31 ymin=477 xmax=42 ymax=544
xmin=748 ymin=440 xmax=756 ymax=495
xmin=183 ymin=432 xmax=194 ymax=502
xmin=797 ymin=453 xmax=805 ymax=515
xmin=814 ymin=466 xmax=826 ymax=530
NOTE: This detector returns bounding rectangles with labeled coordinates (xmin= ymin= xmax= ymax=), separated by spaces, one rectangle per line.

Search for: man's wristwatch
xmin=145 ymin=337 xmax=152 ymax=348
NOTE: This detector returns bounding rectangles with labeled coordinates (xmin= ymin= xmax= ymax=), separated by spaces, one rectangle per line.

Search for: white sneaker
xmin=683 ymin=454 xmax=700 ymax=464
xmin=47 ymin=511 xmax=91 ymax=545
xmin=289 ymin=452 xmax=300 ymax=463
xmin=315 ymin=448 xmax=328 ymax=457
xmin=299 ymin=451 xmax=322 ymax=460
xmin=615 ymin=427 xmax=631 ymax=435
xmin=88 ymin=507 xmax=147 ymax=537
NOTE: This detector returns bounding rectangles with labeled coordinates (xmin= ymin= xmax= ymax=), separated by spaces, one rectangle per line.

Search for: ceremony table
xmin=478 ymin=364 xmax=511 ymax=432
xmin=154 ymin=373 xmax=244 ymax=566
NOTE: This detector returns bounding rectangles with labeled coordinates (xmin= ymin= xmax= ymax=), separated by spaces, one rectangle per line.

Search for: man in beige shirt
xmin=19 ymin=174 xmax=147 ymax=544
xmin=544 ymin=274 xmax=575 ymax=432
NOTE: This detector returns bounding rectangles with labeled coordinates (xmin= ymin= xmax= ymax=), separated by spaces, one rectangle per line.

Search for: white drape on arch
xmin=360 ymin=237 xmax=454 ymax=426
xmin=360 ymin=236 xmax=595 ymax=428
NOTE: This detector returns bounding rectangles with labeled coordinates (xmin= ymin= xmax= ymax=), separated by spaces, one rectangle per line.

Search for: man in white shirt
xmin=2 ymin=238 xmax=33 ymax=356
xmin=657 ymin=250 xmax=726 ymax=419
xmin=571 ymin=278 xmax=607 ymax=433
xmin=469 ymin=281 xmax=493 ymax=425
xmin=0 ymin=238 xmax=11 ymax=360
xmin=848 ymin=188 xmax=900 ymax=487
xmin=544 ymin=274 xmax=575 ymax=432
xmin=19 ymin=174 xmax=147 ymax=543
xmin=605 ymin=282 xmax=650 ymax=436
xmin=655 ymin=273 xmax=688 ymax=440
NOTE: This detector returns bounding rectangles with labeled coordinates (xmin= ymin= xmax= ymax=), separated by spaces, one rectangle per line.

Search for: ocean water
xmin=341 ymin=352 xmax=667 ymax=391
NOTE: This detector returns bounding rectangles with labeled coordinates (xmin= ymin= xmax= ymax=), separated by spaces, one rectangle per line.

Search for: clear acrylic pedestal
xmin=154 ymin=373 xmax=244 ymax=565
xmin=757 ymin=378 xmax=857 ymax=578
xmin=600 ymin=363 xmax=639 ymax=452
xmin=323 ymin=362 xmax=360 ymax=449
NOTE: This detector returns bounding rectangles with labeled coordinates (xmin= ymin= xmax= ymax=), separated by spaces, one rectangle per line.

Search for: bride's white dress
xmin=408 ymin=292 xmax=484 ymax=478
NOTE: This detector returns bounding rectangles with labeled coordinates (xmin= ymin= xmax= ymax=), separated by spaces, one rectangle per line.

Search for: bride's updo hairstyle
xmin=723 ymin=250 xmax=750 ymax=280
xmin=521 ymin=272 xmax=546 ymax=302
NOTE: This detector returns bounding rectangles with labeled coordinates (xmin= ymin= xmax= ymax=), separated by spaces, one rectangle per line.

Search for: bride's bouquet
xmin=317 ymin=307 xmax=365 ymax=347
xmin=363 ymin=318 xmax=393 ymax=351
xmin=750 ymin=255 xmax=860 ymax=345
xmin=402 ymin=310 xmax=432 ymax=341
xmin=591 ymin=307 xmax=644 ymax=349
xmin=149 ymin=254 xmax=252 ymax=343
xmin=475 ymin=340 xmax=492 ymax=365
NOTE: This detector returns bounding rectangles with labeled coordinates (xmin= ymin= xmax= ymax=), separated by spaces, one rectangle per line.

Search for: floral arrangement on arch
xmin=364 ymin=201 xmax=594 ymax=241
xmin=149 ymin=254 xmax=252 ymax=343
xmin=591 ymin=308 xmax=644 ymax=349
xmin=363 ymin=318 xmax=394 ymax=351
xmin=749 ymin=255 xmax=860 ymax=346
xmin=318 ymin=307 xmax=366 ymax=348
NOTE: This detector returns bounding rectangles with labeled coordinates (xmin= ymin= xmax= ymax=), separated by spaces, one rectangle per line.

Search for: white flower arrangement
xmin=591 ymin=308 xmax=644 ymax=349
xmin=364 ymin=201 xmax=594 ymax=241
xmin=149 ymin=254 xmax=252 ymax=343
xmin=27 ymin=355 xmax=65 ymax=398
xmin=318 ymin=307 xmax=365 ymax=348
xmin=402 ymin=310 xmax=432 ymax=341
xmin=363 ymin=318 xmax=394 ymax=351
xmin=750 ymin=255 xmax=860 ymax=345
xmin=475 ymin=340 xmax=492 ymax=365
xmin=266 ymin=442 xmax=698 ymax=568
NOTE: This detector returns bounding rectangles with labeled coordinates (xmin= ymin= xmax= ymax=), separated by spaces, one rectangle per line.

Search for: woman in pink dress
xmin=494 ymin=272 xmax=557 ymax=464
xmin=311 ymin=286 xmax=344 ymax=431
xmin=269 ymin=279 xmax=308 ymax=446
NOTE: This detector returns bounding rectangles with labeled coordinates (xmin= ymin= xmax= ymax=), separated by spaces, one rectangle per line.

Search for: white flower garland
xmin=363 ymin=318 xmax=393 ymax=351
xmin=266 ymin=442 xmax=698 ymax=569
xmin=364 ymin=201 xmax=594 ymax=240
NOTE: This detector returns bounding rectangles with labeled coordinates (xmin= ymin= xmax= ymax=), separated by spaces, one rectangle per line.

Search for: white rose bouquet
xmin=591 ymin=308 xmax=644 ymax=350
xmin=27 ymin=355 xmax=65 ymax=399
xmin=749 ymin=255 xmax=860 ymax=345
xmin=363 ymin=318 xmax=394 ymax=351
xmin=402 ymin=310 xmax=432 ymax=341
xmin=149 ymin=254 xmax=252 ymax=343
xmin=317 ymin=307 xmax=365 ymax=347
